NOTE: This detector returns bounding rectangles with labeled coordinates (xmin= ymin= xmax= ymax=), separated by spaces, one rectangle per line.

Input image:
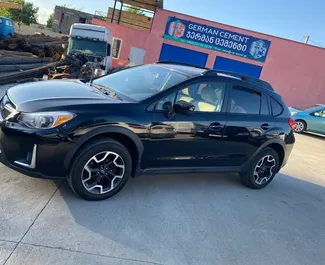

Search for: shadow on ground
xmin=298 ymin=132 xmax=325 ymax=140
xmin=55 ymin=172 xmax=325 ymax=265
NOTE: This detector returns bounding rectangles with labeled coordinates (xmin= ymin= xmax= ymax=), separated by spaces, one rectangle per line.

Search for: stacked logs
xmin=0 ymin=33 xmax=68 ymax=75
xmin=0 ymin=33 xmax=68 ymax=84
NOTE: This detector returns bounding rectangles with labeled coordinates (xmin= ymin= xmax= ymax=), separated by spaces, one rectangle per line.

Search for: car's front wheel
xmin=240 ymin=147 xmax=279 ymax=189
xmin=68 ymin=139 xmax=132 ymax=201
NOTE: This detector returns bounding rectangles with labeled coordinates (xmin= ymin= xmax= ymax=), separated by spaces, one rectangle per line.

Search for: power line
xmin=309 ymin=39 xmax=324 ymax=48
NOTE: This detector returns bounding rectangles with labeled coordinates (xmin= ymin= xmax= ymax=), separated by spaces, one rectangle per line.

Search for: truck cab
xmin=0 ymin=16 xmax=15 ymax=40
xmin=67 ymin=23 xmax=112 ymax=74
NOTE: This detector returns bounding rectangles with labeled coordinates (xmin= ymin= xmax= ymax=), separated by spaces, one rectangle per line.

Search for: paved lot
xmin=1 ymin=132 xmax=325 ymax=265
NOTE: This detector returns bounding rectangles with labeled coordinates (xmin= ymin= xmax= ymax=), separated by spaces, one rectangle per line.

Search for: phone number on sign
xmin=186 ymin=31 xmax=247 ymax=52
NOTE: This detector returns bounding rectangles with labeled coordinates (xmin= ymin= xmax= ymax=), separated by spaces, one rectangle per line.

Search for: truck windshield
xmin=93 ymin=65 xmax=190 ymax=101
xmin=69 ymin=37 xmax=106 ymax=57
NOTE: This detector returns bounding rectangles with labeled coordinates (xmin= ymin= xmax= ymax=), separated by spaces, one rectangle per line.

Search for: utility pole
xmin=304 ymin=35 xmax=310 ymax=44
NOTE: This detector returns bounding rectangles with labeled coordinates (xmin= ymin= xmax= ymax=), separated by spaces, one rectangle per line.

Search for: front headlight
xmin=18 ymin=112 xmax=75 ymax=129
xmin=291 ymin=112 xmax=297 ymax=116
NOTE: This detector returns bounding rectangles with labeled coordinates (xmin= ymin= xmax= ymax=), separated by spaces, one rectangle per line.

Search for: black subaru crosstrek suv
xmin=0 ymin=62 xmax=295 ymax=200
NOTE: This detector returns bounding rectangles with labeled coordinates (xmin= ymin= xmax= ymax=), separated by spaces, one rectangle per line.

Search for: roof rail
xmin=155 ymin=60 xmax=209 ymax=70
xmin=203 ymin=69 xmax=274 ymax=91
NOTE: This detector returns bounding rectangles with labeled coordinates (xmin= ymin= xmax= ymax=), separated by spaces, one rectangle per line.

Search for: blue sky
xmin=33 ymin=0 xmax=325 ymax=47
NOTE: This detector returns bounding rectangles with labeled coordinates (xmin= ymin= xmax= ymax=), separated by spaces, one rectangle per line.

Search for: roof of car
xmin=155 ymin=61 xmax=275 ymax=92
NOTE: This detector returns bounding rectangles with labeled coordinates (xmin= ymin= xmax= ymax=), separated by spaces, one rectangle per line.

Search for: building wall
xmin=53 ymin=6 xmax=93 ymax=34
xmin=93 ymin=9 xmax=325 ymax=106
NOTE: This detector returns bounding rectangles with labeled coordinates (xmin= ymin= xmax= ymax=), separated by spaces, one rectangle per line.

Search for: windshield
xmin=294 ymin=104 xmax=320 ymax=111
xmin=69 ymin=37 xmax=106 ymax=57
xmin=93 ymin=65 xmax=190 ymax=101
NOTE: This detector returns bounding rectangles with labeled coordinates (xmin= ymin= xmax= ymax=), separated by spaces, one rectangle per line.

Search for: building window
xmin=112 ymin=38 xmax=122 ymax=59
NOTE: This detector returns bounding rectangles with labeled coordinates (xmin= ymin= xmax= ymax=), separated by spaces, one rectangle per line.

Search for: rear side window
xmin=260 ymin=94 xmax=270 ymax=115
xmin=0 ymin=19 xmax=2 ymax=24
xmin=270 ymin=98 xmax=283 ymax=116
xmin=230 ymin=86 xmax=261 ymax=114
xmin=6 ymin=20 xmax=9 ymax=26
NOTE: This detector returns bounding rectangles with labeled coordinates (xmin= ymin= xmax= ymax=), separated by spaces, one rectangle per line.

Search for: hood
xmin=7 ymin=79 xmax=120 ymax=112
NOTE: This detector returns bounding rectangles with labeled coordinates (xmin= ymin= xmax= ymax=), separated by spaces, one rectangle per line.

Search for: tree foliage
xmin=0 ymin=0 xmax=39 ymax=25
xmin=125 ymin=6 xmax=145 ymax=15
xmin=46 ymin=13 xmax=54 ymax=28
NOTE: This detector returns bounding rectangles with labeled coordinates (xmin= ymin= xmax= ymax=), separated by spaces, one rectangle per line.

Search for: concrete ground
xmin=0 ymin=131 xmax=324 ymax=265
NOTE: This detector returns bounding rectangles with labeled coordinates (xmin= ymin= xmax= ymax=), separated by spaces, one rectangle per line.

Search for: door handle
xmin=261 ymin=123 xmax=270 ymax=130
xmin=209 ymin=122 xmax=223 ymax=131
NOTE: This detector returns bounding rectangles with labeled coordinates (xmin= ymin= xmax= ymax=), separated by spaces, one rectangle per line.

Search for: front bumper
xmin=0 ymin=124 xmax=75 ymax=180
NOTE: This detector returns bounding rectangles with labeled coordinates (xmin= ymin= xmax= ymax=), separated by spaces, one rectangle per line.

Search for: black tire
xmin=68 ymin=138 xmax=132 ymax=201
xmin=294 ymin=120 xmax=306 ymax=133
xmin=240 ymin=147 xmax=279 ymax=189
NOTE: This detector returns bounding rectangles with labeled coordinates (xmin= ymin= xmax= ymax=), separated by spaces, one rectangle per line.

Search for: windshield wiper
xmin=90 ymin=83 xmax=118 ymax=99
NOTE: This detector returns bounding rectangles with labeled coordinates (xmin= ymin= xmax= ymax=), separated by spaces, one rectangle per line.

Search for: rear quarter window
xmin=270 ymin=98 xmax=284 ymax=116
xmin=260 ymin=94 xmax=270 ymax=115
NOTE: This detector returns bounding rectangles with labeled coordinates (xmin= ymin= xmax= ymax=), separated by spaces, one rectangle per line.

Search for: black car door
xmin=145 ymin=79 xmax=230 ymax=168
xmin=223 ymin=83 xmax=274 ymax=167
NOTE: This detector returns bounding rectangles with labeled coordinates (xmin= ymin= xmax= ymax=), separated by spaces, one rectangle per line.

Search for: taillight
xmin=288 ymin=118 xmax=296 ymax=131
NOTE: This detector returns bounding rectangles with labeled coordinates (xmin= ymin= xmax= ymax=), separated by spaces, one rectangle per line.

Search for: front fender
xmin=64 ymin=125 xmax=144 ymax=171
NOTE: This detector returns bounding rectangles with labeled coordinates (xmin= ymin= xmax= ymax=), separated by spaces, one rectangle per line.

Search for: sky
xmin=32 ymin=0 xmax=325 ymax=47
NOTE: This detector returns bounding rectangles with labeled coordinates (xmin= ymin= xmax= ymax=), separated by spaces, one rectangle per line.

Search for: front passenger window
xmin=319 ymin=110 xmax=325 ymax=118
xmin=176 ymin=82 xmax=226 ymax=112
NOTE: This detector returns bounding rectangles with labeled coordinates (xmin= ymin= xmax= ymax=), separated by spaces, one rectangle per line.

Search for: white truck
xmin=67 ymin=23 xmax=113 ymax=75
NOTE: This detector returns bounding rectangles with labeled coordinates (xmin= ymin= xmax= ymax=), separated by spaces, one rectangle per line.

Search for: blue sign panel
xmin=163 ymin=16 xmax=271 ymax=62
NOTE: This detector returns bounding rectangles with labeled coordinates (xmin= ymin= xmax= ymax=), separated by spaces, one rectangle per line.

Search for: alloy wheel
xmin=295 ymin=121 xmax=304 ymax=132
xmin=81 ymin=151 xmax=125 ymax=194
xmin=253 ymin=155 xmax=276 ymax=185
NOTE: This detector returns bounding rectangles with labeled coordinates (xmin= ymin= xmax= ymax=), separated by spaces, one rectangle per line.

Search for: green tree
xmin=125 ymin=6 xmax=145 ymax=15
xmin=46 ymin=13 xmax=54 ymax=28
xmin=0 ymin=0 xmax=16 ymax=18
xmin=0 ymin=0 xmax=39 ymax=25
xmin=0 ymin=8 xmax=11 ymax=18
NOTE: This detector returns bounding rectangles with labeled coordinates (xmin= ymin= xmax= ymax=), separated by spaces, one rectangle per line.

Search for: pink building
xmin=93 ymin=8 xmax=325 ymax=107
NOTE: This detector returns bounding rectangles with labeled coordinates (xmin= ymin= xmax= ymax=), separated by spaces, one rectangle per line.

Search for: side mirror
xmin=314 ymin=112 xmax=320 ymax=117
xmin=173 ymin=100 xmax=195 ymax=116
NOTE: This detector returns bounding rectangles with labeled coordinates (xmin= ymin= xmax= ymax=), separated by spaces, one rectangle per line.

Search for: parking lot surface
xmin=0 ymin=104 xmax=324 ymax=264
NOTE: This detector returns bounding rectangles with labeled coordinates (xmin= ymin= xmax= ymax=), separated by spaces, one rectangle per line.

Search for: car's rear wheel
xmin=240 ymin=147 xmax=279 ymax=189
xmin=68 ymin=139 xmax=132 ymax=201
xmin=295 ymin=120 xmax=306 ymax=133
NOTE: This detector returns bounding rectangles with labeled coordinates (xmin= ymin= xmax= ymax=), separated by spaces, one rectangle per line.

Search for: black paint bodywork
xmin=0 ymin=65 xmax=295 ymax=180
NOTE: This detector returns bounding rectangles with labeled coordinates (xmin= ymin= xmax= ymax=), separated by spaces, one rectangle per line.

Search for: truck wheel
xmin=240 ymin=147 xmax=279 ymax=189
xmin=68 ymin=139 xmax=132 ymax=201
